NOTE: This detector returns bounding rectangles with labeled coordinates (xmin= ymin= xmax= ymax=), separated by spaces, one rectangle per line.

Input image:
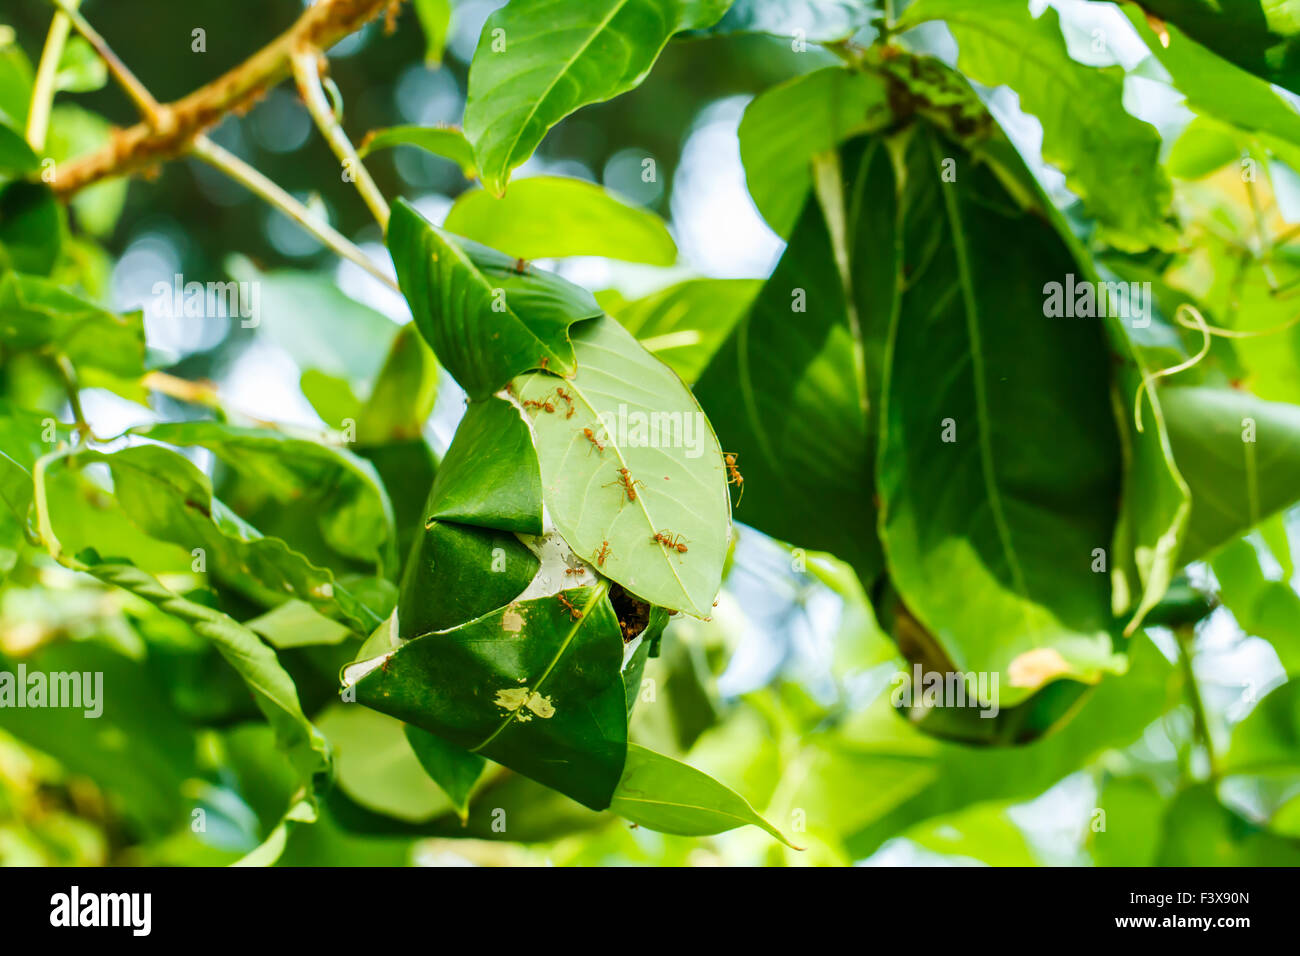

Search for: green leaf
xmin=840 ymin=632 xmax=1178 ymax=857
xmin=135 ymin=420 xmax=399 ymax=577
xmin=0 ymin=271 xmax=143 ymax=379
xmin=1224 ymin=678 xmax=1300 ymax=774
xmin=900 ymin=0 xmax=1176 ymax=251
xmin=1091 ymin=775 xmax=1165 ymax=867
xmin=246 ymin=599 xmax=354 ymax=648
xmin=355 ymin=323 xmax=439 ymax=444
xmin=0 ymin=181 xmax=63 ymax=276
xmin=1212 ymin=537 xmax=1300 ymax=674
xmin=876 ymin=126 xmax=1124 ymax=701
xmin=604 ymin=278 xmax=760 ymax=384
xmin=316 ymin=705 xmax=455 ymax=822
xmin=1133 ymin=0 xmax=1300 ymax=95
xmin=463 ymin=0 xmax=734 ymax=195
xmin=1161 ymin=386 xmax=1300 ymax=564
xmin=423 ymin=395 xmax=543 ymax=533
xmin=413 ymin=0 xmax=453 ymax=65
xmin=0 ymin=41 xmax=33 ymax=131
xmin=444 ymin=176 xmax=677 ymax=264
xmin=695 ymin=138 xmax=888 ymax=584
xmin=1157 ymin=783 xmax=1300 ymax=865
xmin=0 ymin=640 xmax=198 ymax=835
xmin=404 ymin=724 xmax=486 ymax=823
xmin=234 ymin=260 xmax=400 ymax=386
xmin=610 ymin=743 xmax=797 ymax=847
xmin=359 ymin=124 xmax=477 ymax=178
xmin=388 ymin=199 xmax=602 ymax=399
xmin=0 ymin=123 xmax=37 ymax=177
xmin=738 ymin=66 xmax=891 ymax=238
xmin=53 ymin=36 xmax=107 ymax=93
xmin=81 ymin=556 xmax=331 ymax=782
xmin=301 ymin=369 xmax=362 ymax=430
xmin=1125 ymin=8 xmax=1300 ymax=150
xmin=515 ymin=315 xmax=731 ymax=616
xmin=64 ymin=443 xmax=385 ymax=634
xmin=400 ymin=519 xmax=540 ymax=638
xmin=346 ymin=586 xmax=630 ymax=810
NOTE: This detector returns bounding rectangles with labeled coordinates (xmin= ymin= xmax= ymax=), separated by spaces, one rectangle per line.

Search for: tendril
xmin=1133 ymin=304 xmax=1300 ymax=433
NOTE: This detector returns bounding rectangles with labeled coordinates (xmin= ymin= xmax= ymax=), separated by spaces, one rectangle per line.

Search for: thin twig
xmin=189 ymin=136 xmax=400 ymax=293
xmin=25 ymin=0 xmax=79 ymax=151
xmin=48 ymin=0 xmax=397 ymax=197
xmin=48 ymin=0 xmax=163 ymax=124
xmin=290 ymin=47 xmax=390 ymax=230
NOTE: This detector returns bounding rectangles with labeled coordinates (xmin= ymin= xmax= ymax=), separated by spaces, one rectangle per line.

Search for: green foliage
xmin=5 ymin=0 xmax=1300 ymax=868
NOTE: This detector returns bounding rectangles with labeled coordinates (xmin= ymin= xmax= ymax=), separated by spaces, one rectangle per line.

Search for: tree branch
xmin=49 ymin=0 xmax=399 ymax=198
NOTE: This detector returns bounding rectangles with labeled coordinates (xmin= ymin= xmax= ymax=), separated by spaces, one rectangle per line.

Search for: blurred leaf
xmin=64 ymin=443 xmax=385 ymax=634
xmin=900 ymin=0 xmax=1176 ymax=251
xmin=1132 ymin=0 xmax=1300 ymax=94
xmin=233 ymin=260 xmax=400 ymax=385
xmin=47 ymin=105 xmax=127 ymax=238
xmin=360 ymin=124 xmax=477 ymax=178
xmin=0 ymin=182 xmax=62 ymax=276
xmin=0 ymin=271 xmax=142 ymax=378
xmin=53 ymin=36 xmax=106 ymax=93
xmin=1224 ymin=678 xmax=1300 ymax=774
xmin=80 ymin=557 xmax=331 ymax=783
xmin=1126 ymin=9 xmax=1300 ymax=150
xmin=905 ymin=802 xmax=1038 ymax=865
xmin=0 ymin=640 xmax=198 ymax=836
xmin=515 ymin=315 xmax=730 ymax=616
xmin=603 ymin=278 xmax=760 ymax=383
xmin=738 ymin=66 xmax=890 ymax=238
xmin=464 ymin=0 xmax=733 ymax=195
xmin=610 ymin=743 xmax=797 ymax=846
xmin=246 ymin=599 xmax=354 ymax=648
xmin=0 ymin=42 xmax=33 ymax=131
xmin=1091 ymin=775 xmax=1165 ymax=867
xmin=1166 ymin=117 xmax=1244 ymax=180
xmin=413 ymin=0 xmax=453 ymax=65
xmin=135 ymin=421 xmax=399 ymax=577
xmin=387 ymin=199 xmax=601 ymax=400
xmin=316 ymin=705 xmax=454 ymax=822
xmin=1162 ymin=386 xmax=1300 ymax=564
xmin=445 ymin=176 xmax=677 ymax=264
xmin=355 ymin=323 xmax=438 ymax=443
xmin=1212 ymin=537 xmax=1300 ymax=673
xmin=0 ymin=123 xmax=37 ymax=177
xmin=1157 ymin=783 xmax=1300 ymax=864
xmin=404 ymin=723 xmax=486 ymax=823
xmin=300 ymin=369 xmax=361 ymax=430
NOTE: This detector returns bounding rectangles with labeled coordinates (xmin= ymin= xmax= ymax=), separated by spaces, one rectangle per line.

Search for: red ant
xmin=605 ymin=467 xmax=645 ymax=502
xmin=557 ymin=593 xmax=582 ymax=620
xmin=564 ymin=566 xmax=585 ymax=576
xmin=583 ymin=427 xmax=605 ymax=453
xmin=522 ymin=398 xmax=555 ymax=414
xmin=594 ymin=540 xmax=611 ymax=566
xmin=652 ymin=530 xmax=688 ymax=553
xmin=555 ymin=386 xmax=576 ymax=419
xmin=513 ymin=257 xmax=528 ymax=274
xmin=724 ymin=451 xmax=744 ymax=504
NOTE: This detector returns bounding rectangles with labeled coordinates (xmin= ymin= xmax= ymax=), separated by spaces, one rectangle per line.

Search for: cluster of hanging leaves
xmin=3 ymin=0 xmax=1300 ymax=865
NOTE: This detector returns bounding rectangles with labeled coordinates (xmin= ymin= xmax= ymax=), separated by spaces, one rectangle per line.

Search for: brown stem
xmin=50 ymin=0 xmax=400 ymax=198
